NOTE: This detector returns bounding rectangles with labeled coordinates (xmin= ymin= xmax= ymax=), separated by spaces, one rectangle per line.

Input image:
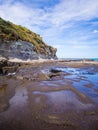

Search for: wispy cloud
xmin=93 ymin=30 xmax=98 ymax=33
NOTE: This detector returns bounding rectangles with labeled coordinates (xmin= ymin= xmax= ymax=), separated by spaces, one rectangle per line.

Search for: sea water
xmin=59 ymin=58 xmax=98 ymax=61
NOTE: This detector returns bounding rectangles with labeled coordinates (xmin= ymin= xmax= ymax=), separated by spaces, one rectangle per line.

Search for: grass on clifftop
xmin=0 ymin=17 xmax=43 ymax=45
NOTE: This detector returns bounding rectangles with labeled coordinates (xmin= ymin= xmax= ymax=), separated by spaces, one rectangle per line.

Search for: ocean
xmin=92 ymin=58 xmax=98 ymax=61
xmin=59 ymin=58 xmax=98 ymax=61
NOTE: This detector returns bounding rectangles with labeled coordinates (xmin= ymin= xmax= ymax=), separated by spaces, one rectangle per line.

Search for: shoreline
xmin=8 ymin=58 xmax=98 ymax=63
xmin=0 ymin=59 xmax=98 ymax=130
xmin=1 ymin=56 xmax=98 ymax=67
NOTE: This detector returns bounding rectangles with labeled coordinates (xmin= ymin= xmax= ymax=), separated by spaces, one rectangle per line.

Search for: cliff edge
xmin=0 ymin=17 xmax=57 ymax=60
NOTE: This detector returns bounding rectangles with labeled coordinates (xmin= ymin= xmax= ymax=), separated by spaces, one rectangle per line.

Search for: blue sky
xmin=0 ymin=0 xmax=98 ymax=58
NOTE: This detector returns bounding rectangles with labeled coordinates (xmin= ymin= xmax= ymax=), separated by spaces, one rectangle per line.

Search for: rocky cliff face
xmin=0 ymin=18 xmax=57 ymax=60
xmin=0 ymin=40 xmax=57 ymax=60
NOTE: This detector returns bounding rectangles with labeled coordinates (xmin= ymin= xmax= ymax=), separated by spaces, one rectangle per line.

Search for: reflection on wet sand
xmin=0 ymin=84 xmax=8 ymax=112
xmin=33 ymin=90 xmax=93 ymax=111
xmin=0 ymin=84 xmax=7 ymax=95
xmin=32 ymin=90 xmax=93 ymax=124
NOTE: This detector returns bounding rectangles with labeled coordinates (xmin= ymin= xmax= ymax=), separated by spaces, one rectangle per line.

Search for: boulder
xmin=0 ymin=57 xmax=8 ymax=74
xmin=0 ymin=56 xmax=20 ymax=75
xmin=50 ymin=68 xmax=62 ymax=73
xmin=2 ymin=66 xmax=18 ymax=75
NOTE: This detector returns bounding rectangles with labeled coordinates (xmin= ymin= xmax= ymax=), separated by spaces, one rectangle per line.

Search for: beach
xmin=0 ymin=60 xmax=98 ymax=130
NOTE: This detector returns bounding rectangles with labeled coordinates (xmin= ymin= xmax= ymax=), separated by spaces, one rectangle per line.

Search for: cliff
xmin=0 ymin=17 xmax=57 ymax=60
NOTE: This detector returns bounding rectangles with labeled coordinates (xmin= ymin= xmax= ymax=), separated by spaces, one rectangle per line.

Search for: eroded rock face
xmin=0 ymin=57 xmax=20 ymax=75
xmin=0 ymin=40 xmax=57 ymax=60
xmin=0 ymin=57 xmax=8 ymax=74
xmin=2 ymin=66 xmax=18 ymax=75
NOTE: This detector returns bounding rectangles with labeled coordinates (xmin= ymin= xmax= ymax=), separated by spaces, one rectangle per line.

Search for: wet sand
xmin=0 ymin=61 xmax=98 ymax=130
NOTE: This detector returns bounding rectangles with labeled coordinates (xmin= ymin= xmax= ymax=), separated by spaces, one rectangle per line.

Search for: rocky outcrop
xmin=0 ymin=17 xmax=57 ymax=60
xmin=0 ymin=40 xmax=57 ymax=60
xmin=0 ymin=57 xmax=20 ymax=75
xmin=0 ymin=57 xmax=8 ymax=74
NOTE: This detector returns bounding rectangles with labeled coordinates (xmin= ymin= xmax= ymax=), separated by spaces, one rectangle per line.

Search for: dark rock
xmin=49 ymin=72 xmax=62 ymax=78
xmin=15 ymin=66 xmax=50 ymax=81
xmin=2 ymin=66 xmax=18 ymax=75
xmin=0 ymin=57 xmax=20 ymax=75
xmin=0 ymin=57 xmax=8 ymax=67
xmin=0 ymin=40 xmax=57 ymax=60
xmin=50 ymin=68 xmax=62 ymax=73
xmin=0 ymin=57 xmax=8 ymax=74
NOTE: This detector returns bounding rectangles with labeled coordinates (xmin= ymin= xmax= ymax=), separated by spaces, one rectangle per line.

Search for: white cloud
xmin=73 ymin=45 xmax=90 ymax=49
xmin=50 ymin=0 xmax=98 ymax=26
xmin=1 ymin=0 xmax=98 ymax=29
xmin=93 ymin=30 xmax=98 ymax=33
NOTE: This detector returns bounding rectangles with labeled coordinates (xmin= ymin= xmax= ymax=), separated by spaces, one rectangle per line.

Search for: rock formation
xmin=0 ymin=17 xmax=57 ymax=60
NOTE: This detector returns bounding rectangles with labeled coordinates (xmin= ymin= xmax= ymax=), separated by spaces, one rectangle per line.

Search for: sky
xmin=0 ymin=0 xmax=98 ymax=58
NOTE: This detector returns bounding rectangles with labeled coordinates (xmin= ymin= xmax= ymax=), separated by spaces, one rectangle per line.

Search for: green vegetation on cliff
xmin=0 ymin=17 xmax=56 ymax=55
